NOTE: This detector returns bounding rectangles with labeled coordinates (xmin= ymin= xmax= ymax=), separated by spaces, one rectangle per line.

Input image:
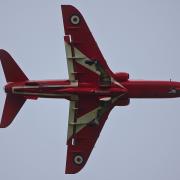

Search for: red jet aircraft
xmin=0 ymin=5 xmax=180 ymax=174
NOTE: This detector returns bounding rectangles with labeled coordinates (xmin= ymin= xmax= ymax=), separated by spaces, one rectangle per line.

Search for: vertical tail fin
xmin=0 ymin=49 xmax=28 ymax=82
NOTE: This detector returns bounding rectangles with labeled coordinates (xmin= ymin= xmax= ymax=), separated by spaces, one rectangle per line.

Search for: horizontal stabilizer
xmin=0 ymin=49 xmax=28 ymax=82
xmin=0 ymin=94 xmax=26 ymax=128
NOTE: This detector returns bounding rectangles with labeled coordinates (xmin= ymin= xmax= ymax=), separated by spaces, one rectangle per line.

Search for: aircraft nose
xmin=175 ymin=88 xmax=180 ymax=94
xmin=168 ymin=81 xmax=180 ymax=95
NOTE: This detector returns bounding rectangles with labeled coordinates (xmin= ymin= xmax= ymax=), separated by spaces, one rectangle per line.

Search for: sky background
xmin=0 ymin=0 xmax=180 ymax=179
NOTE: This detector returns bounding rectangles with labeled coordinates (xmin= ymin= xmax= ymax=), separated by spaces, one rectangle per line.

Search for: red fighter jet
xmin=0 ymin=5 xmax=180 ymax=174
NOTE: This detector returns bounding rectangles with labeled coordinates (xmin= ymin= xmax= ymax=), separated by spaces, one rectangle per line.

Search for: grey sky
xmin=0 ymin=0 xmax=180 ymax=179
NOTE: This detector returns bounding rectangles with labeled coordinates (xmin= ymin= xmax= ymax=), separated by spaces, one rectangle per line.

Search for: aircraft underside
xmin=0 ymin=5 xmax=180 ymax=174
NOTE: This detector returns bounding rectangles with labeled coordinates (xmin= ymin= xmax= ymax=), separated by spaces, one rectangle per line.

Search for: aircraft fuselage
xmin=4 ymin=79 xmax=180 ymax=100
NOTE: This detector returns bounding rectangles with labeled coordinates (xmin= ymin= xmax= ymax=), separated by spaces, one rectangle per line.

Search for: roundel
xmin=73 ymin=154 xmax=84 ymax=165
xmin=70 ymin=15 xmax=80 ymax=25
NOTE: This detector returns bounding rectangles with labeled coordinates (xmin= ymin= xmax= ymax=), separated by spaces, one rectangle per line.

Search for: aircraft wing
xmin=61 ymin=5 xmax=115 ymax=87
xmin=66 ymin=95 xmax=123 ymax=174
xmin=61 ymin=5 xmax=127 ymax=173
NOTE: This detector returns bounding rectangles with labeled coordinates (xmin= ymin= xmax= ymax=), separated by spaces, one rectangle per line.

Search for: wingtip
xmin=61 ymin=4 xmax=76 ymax=8
xmin=0 ymin=49 xmax=6 ymax=52
xmin=65 ymin=164 xmax=83 ymax=174
xmin=65 ymin=161 xmax=85 ymax=174
xmin=0 ymin=121 xmax=9 ymax=128
xmin=0 ymin=49 xmax=9 ymax=57
xmin=61 ymin=4 xmax=80 ymax=13
xmin=61 ymin=5 xmax=74 ymax=11
xmin=65 ymin=146 xmax=88 ymax=174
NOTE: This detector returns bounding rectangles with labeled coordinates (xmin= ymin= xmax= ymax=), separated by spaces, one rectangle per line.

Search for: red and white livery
xmin=1 ymin=5 xmax=180 ymax=174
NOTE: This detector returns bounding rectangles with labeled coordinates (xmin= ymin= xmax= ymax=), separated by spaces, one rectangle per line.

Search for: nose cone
xmin=169 ymin=81 xmax=180 ymax=97
xmin=175 ymin=87 xmax=180 ymax=95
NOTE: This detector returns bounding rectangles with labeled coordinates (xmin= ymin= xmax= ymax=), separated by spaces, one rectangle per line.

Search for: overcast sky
xmin=0 ymin=0 xmax=180 ymax=179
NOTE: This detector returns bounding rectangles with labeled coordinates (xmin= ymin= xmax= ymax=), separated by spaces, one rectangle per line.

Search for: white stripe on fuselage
xmin=12 ymin=91 xmax=72 ymax=98
xmin=12 ymin=81 xmax=78 ymax=97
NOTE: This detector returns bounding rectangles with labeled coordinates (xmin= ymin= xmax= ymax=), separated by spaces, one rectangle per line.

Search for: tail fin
xmin=0 ymin=49 xmax=28 ymax=128
xmin=0 ymin=49 xmax=28 ymax=82
xmin=0 ymin=94 xmax=26 ymax=128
